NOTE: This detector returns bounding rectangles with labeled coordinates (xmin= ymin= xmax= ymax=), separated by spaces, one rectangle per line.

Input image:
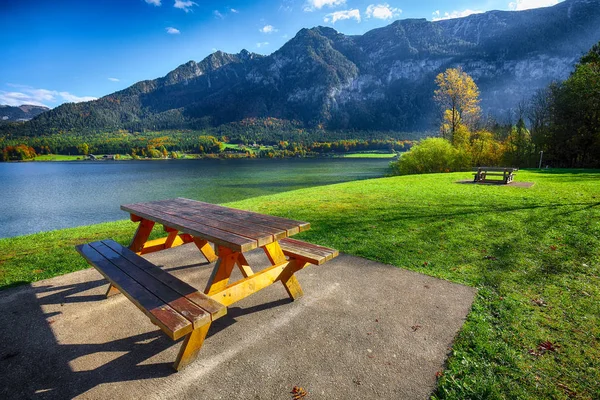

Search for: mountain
xmin=15 ymin=0 xmax=600 ymax=134
xmin=0 ymin=105 xmax=49 ymax=122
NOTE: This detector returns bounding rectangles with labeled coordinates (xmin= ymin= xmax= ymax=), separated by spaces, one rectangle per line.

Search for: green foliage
xmin=390 ymin=138 xmax=468 ymax=175
xmin=542 ymin=43 xmax=600 ymax=167
xmin=197 ymin=135 xmax=223 ymax=154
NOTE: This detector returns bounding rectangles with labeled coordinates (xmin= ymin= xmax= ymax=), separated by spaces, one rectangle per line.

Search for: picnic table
xmin=76 ymin=198 xmax=337 ymax=370
xmin=473 ymin=167 xmax=517 ymax=184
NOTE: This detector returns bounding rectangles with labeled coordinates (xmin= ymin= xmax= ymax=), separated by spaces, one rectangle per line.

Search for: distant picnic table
xmin=473 ymin=167 xmax=518 ymax=184
xmin=76 ymin=198 xmax=337 ymax=370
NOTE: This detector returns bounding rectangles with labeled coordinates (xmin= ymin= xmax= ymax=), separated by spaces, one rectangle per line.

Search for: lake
xmin=0 ymin=158 xmax=391 ymax=239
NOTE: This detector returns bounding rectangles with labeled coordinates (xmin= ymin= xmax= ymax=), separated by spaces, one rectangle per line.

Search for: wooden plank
xmin=105 ymin=284 xmax=120 ymax=298
xmin=90 ymin=241 xmax=211 ymax=329
xmin=279 ymin=238 xmax=338 ymax=258
xmin=236 ymin=254 xmax=254 ymax=278
xmin=102 ymin=240 xmax=226 ymax=320
xmin=129 ymin=218 xmax=155 ymax=253
xmin=121 ymin=203 xmax=256 ymax=252
xmin=209 ymin=261 xmax=290 ymax=306
xmin=263 ymin=241 xmax=287 ymax=265
xmin=76 ymin=243 xmax=192 ymax=340
xmin=170 ymin=198 xmax=311 ymax=233
xmin=154 ymin=200 xmax=288 ymax=241
xmin=279 ymin=238 xmax=339 ymax=264
xmin=173 ymin=323 xmax=211 ymax=371
xmin=148 ymin=198 xmax=300 ymax=235
xmin=192 ymin=238 xmax=218 ymax=263
xmin=139 ymin=201 xmax=279 ymax=247
xmin=204 ymin=247 xmax=239 ymax=296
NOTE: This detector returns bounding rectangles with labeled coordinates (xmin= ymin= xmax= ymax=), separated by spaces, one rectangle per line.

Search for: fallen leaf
xmin=435 ymin=371 xmax=443 ymax=378
xmin=483 ymin=255 xmax=497 ymax=261
xmin=291 ymin=386 xmax=307 ymax=399
xmin=550 ymin=245 xmax=557 ymax=251
xmin=411 ymin=325 xmax=422 ymax=332
xmin=423 ymin=261 xmax=428 ymax=266
xmin=32 ymin=269 xmax=44 ymax=274
xmin=538 ymin=341 xmax=559 ymax=353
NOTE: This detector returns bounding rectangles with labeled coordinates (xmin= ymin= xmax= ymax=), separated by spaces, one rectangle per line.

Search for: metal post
xmin=538 ymin=151 xmax=543 ymax=169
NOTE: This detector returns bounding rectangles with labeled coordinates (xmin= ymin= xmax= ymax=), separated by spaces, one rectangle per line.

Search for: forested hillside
xmin=2 ymin=0 xmax=599 ymax=136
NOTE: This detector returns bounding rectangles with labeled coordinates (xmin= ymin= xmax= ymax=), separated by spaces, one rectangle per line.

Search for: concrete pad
xmin=0 ymin=244 xmax=476 ymax=399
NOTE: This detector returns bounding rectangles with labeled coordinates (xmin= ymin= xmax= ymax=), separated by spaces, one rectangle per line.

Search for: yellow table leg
xmin=204 ymin=247 xmax=238 ymax=296
xmin=173 ymin=323 xmax=211 ymax=371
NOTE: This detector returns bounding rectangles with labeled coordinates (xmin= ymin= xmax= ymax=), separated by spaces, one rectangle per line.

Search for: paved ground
xmin=0 ymin=244 xmax=476 ymax=400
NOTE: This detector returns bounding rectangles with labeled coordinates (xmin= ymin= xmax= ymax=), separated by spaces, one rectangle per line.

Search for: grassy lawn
xmin=1 ymin=169 xmax=598 ymax=399
xmin=342 ymin=152 xmax=398 ymax=158
xmin=33 ymin=154 xmax=83 ymax=161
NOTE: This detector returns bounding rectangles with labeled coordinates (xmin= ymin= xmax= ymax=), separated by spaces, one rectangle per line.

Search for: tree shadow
xmin=0 ymin=277 xmax=290 ymax=399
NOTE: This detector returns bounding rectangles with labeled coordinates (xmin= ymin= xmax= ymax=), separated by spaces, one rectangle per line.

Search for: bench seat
xmin=279 ymin=238 xmax=339 ymax=265
xmin=76 ymin=239 xmax=226 ymax=370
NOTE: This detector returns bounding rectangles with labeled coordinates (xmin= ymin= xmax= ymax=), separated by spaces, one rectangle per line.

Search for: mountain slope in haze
xmin=0 ymin=105 xmax=50 ymax=122
xmin=17 ymin=0 xmax=600 ymax=134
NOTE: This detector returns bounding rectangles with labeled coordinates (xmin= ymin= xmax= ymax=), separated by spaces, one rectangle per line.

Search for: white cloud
xmin=508 ymin=0 xmax=559 ymax=11
xmin=365 ymin=4 xmax=401 ymax=20
xmin=324 ymin=9 xmax=361 ymax=24
xmin=174 ymin=0 xmax=197 ymax=12
xmin=260 ymin=25 xmax=278 ymax=33
xmin=432 ymin=9 xmax=483 ymax=21
xmin=166 ymin=27 xmax=180 ymax=34
xmin=231 ymin=8 xmax=239 ymax=13
xmin=214 ymin=10 xmax=224 ymax=18
xmin=256 ymin=42 xmax=269 ymax=48
xmin=304 ymin=0 xmax=346 ymax=12
xmin=144 ymin=0 xmax=161 ymax=6
xmin=108 ymin=77 xmax=120 ymax=82
xmin=0 ymin=85 xmax=96 ymax=107
xmin=58 ymin=92 xmax=97 ymax=103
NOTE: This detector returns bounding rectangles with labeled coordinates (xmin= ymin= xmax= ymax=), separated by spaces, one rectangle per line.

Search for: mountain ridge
xmin=10 ymin=0 xmax=600 ymax=134
xmin=0 ymin=105 xmax=50 ymax=122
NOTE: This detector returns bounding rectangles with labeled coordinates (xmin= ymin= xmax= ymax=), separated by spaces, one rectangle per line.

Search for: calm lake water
xmin=0 ymin=158 xmax=391 ymax=239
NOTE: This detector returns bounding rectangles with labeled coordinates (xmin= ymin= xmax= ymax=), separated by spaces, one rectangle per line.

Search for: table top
xmin=121 ymin=198 xmax=310 ymax=252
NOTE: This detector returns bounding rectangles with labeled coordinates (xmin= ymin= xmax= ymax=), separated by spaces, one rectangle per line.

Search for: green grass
xmin=342 ymin=152 xmax=398 ymax=158
xmin=1 ymin=169 xmax=599 ymax=399
xmin=33 ymin=154 xmax=83 ymax=161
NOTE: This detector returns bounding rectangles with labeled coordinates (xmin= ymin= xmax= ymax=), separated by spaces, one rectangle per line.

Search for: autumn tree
xmin=434 ymin=67 xmax=481 ymax=144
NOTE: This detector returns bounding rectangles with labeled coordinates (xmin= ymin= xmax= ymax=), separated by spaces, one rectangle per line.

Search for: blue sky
xmin=0 ymin=0 xmax=562 ymax=107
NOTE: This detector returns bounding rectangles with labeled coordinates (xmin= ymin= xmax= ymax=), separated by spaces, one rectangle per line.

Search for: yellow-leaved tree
xmin=434 ymin=67 xmax=481 ymax=144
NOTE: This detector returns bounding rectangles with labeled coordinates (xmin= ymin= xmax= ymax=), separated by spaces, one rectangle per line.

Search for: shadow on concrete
xmin=0 ymin=277 xmax=289 ymax=399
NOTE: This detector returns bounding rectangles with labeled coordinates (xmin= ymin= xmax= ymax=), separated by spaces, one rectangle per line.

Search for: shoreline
xmin=4 ymin=152 xmax=399 ymax=163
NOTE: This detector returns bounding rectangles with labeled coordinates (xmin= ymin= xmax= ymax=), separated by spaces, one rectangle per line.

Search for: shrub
xmin=390 ymin=138 xmax=467 ymax=175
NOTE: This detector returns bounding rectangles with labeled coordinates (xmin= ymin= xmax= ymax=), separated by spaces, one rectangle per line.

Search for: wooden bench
xmin=279 ymin=238 xmax=339 ymax=266
xmin=75 ymin=239 xmax=226 ymax=371
xmin=473 ymin=167 xmax=518 ymax=184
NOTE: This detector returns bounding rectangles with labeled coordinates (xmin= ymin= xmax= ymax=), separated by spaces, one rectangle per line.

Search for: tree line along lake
xmin=0 ymin=158 xmax=392 ymax=239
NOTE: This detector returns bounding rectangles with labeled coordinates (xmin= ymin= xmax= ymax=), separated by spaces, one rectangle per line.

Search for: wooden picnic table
xmin=77 ymin=198 xmax=337 ymax=370
xmin=120 ymin=197 xmax=319 ymax=306
xmin=473 ymin=167 xmax=518 ymax=184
